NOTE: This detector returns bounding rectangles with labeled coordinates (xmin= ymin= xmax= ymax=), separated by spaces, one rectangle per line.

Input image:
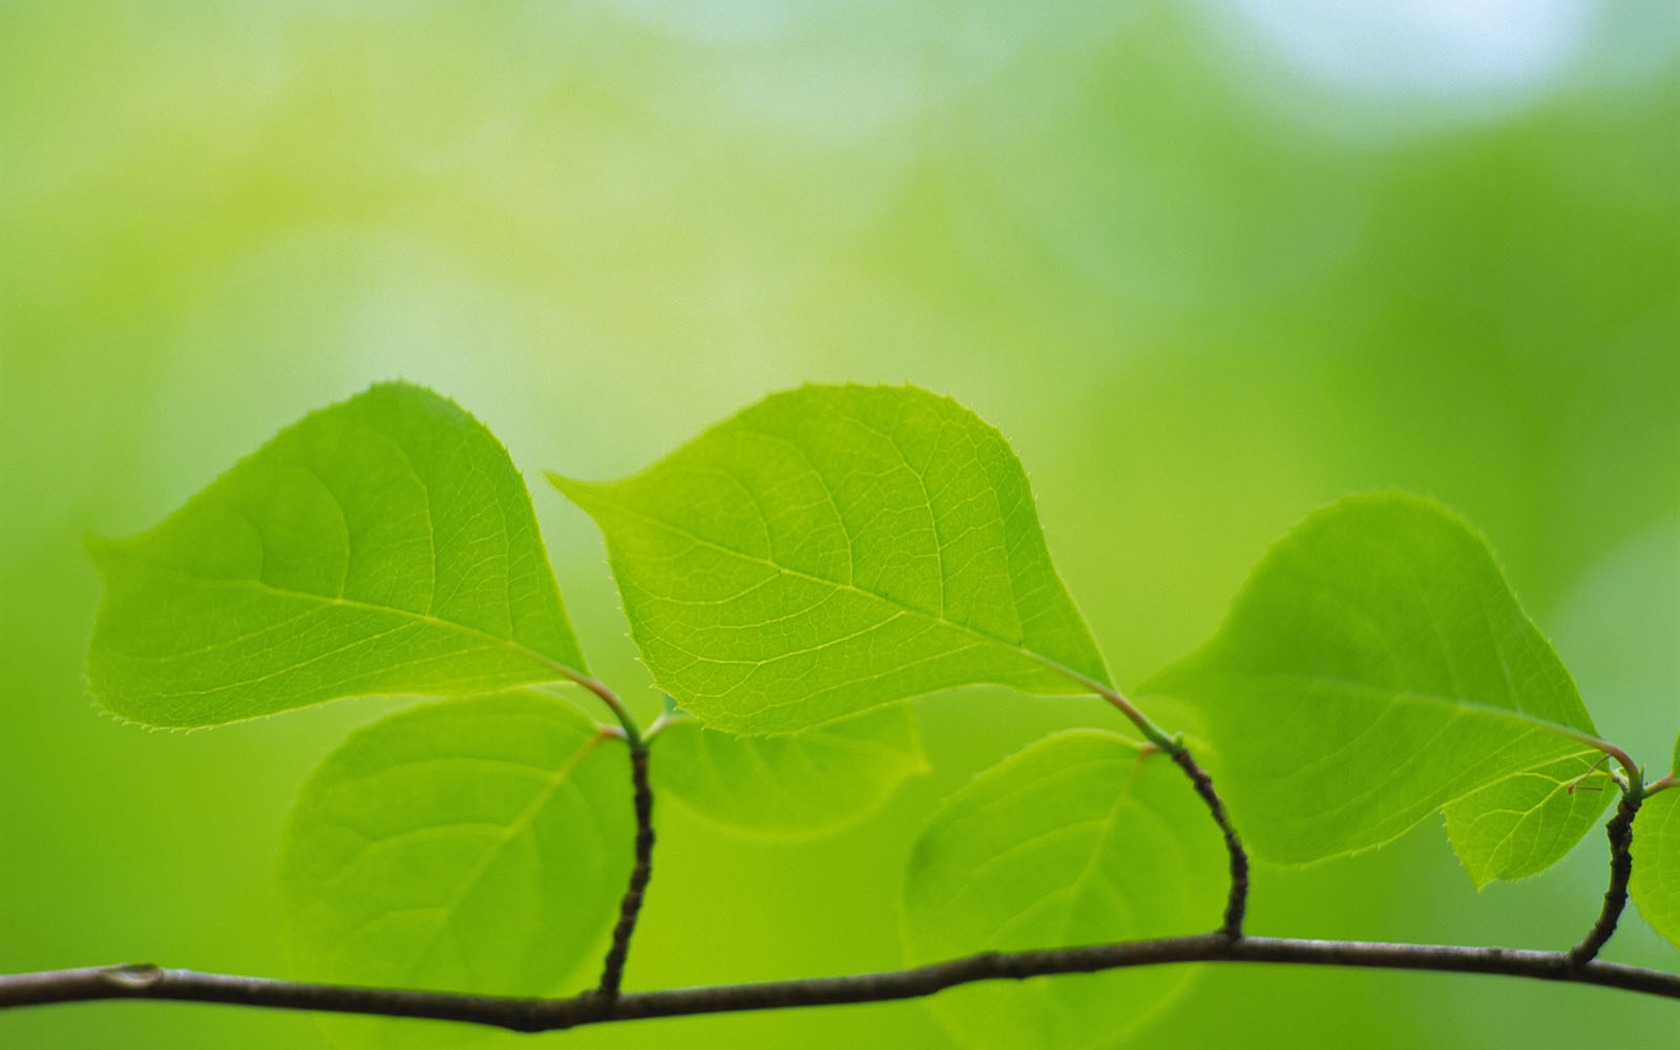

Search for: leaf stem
xmin=643 ymin=710 xmax=697 ymax=743
xmin=1556 ymin=729 xmax=1642 ymax=793
xmin=542 ymin=663 xmax=644 ymax=749
xmin=1568 ymin=777 xmax=1643 ymax=967
xmin=4 ymin=935 xmax=1674 ymax=1031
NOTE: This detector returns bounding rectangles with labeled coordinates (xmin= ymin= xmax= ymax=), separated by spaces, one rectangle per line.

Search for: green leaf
xmin=1141 ymin=493 xmax=1607 ymax=872
xmin=552 ymin=384 xmax=1107 ymax=734
xmin=1672 ymin=734 xmax=1679 ymax=777
xmin=1443 ymin=752 xmax=1610 ymax=887
xmin=902 ymin=730 xmax=1225 ymax=1050
xmin=281 ymin=692 xmax=631 ymax=1002
xmin=88 ymin=382 xmax=586 ymax=726
xmin=1630 ymin=785 xmax=1679 ymax=950
xmin=651 ymin=703 xmax=927 ymax=840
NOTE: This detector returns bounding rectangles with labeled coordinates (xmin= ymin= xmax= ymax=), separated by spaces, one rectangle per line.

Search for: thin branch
xmin=1079 ymin=677 xmax=1250 ymax=938
xmin=1568 ymin=783 xmax=1643 ymax=967
xmin=596 ymin=740 xmax=656 ymax=1000
xmin=527 ymin=669 xmax=656 ymax=997
xmin=1163 ymin=745 xmax=1249 ymax=939
xmin=3 ymin=935 xmax=1675 ymax=1032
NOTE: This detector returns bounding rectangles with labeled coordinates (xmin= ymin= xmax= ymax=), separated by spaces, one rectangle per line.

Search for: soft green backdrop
xmin=2 ymin=2 xmax=1676 ymax=1047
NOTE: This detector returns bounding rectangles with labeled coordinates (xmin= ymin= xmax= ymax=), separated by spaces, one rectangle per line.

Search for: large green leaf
xmin=1630 ymin=784 xmax=1679 ymax=950
xmin=551 ymin=384 xmax=1108 ymax=734
xmin=281 ymin=693 xmax=631 ymax=1014
xmin=1141 ymin=494 xmax=1608 ymax=872
xmin=651 ymin=703 xmax=927 ymax=839
xmin=88 ymin=382 xmax=586 ymax=726
xmin=902 ymin=730 xmax=1224 ymax=1050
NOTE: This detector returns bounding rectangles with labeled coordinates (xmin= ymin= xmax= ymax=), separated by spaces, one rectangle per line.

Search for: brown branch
xmin=1083 ymin=680 xmax=1250 ymax=939
xmin=1165 ymin=745 xmax=1249 ymax=938
xmin=3 ymin=935 xmax=1675 ymax=1033
xmin=1568 ymin=786 xmax=1642 ymax=966
xmin=595 ymin=741 xmax=655 ymax=1000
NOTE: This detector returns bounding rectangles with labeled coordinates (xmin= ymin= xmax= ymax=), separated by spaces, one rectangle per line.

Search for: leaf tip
xmin=545 ymin=470 xmax=603 ymax=508
xmin=359 ymin=376 xmax=445 ymax=403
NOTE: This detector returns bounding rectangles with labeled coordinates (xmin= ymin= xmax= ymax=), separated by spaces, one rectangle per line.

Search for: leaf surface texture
xmin=554 ymin=385 xmax=1106 ymax=733
xmin=89 ymin=383 xmax=584 ymax=726
xmin=281 ymin=694 xmax=631 ymax=1009
xmin=1143 ymin=494 xmax=1606 ymax=874
xmin=1630 ymin=788 xmax=1679 ymax=950
xmin=651 ymin=703 xmax=926 ymax=839
xmin=902 ymin=730 xmax=1224 ymax=1050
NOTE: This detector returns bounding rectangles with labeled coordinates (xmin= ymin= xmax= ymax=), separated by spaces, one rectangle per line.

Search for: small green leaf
xmin=1672 ymin=734 xmax=1679 ymax=777
xmin=1142 ymin=494 xmax=1607 ymax=871
xmin=651 ymin=704 xmax=927 ymax=840
xmin=1443 ymin=752 xmax=1610 ymax=887
xmin=902 ymin=730 xmax=1224 ymax=1050
xmin=552 ymin=384 xmax=1108 ymax=734
xmin=281 ymin=692 xmax=631 ymax=1003
xmin=1630 ymin=786 xmax=1679 ymax=950
xmin=88 ymin=383 xmax=586 ymax=726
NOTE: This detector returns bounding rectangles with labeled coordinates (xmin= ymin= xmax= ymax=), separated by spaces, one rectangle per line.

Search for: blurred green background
xmin=3 ymin=1 xmax=1676 ymax=1047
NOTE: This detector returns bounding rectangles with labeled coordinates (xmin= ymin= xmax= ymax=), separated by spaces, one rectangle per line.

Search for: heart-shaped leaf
xmin=281 ymin=692 xmax=632 ymax=1036
xmin=88 ymin=383 xmax=586 ymax=726
xmin=1142 ymin=493 xmax=1610 ymax=875
xmin=553 ymin=385 xmax=1108 ymax=734
xmin=902 ymin=730 xmax=1224 ymax=1050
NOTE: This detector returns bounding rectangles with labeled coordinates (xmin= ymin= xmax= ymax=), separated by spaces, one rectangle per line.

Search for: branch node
xmin=104 ymin=964 xmax=164 ymax=991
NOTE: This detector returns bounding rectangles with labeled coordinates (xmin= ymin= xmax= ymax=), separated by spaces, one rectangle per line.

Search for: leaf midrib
xmin=1149 ymin=668 xmax=1605 ymax=753
xmin=106 ymin=553 xmax=586 ymax=684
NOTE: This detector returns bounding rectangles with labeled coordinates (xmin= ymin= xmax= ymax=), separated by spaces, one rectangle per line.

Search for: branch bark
xmin=1165 ymin=745 xmax=1249 ymax=938
xmin=3 ymin=935 xmax=1675 ymax=1033
xmin=1569 ymin=786 xmax=1642 ymax=967
xmin=1088 ymin=682 xmax=1250 ymax=938
xmin=596 ymin=741 xmax=655 ymax=1000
